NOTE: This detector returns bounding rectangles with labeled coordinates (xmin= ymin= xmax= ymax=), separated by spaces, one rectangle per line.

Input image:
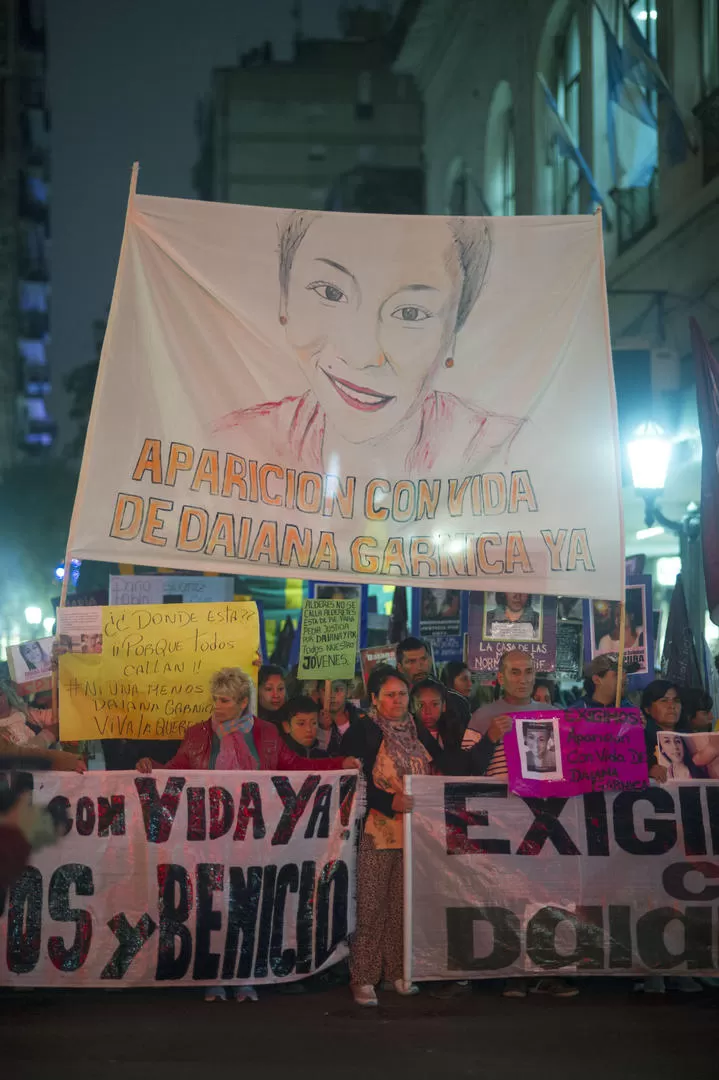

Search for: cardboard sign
xmin=467 ymin=593 xmax=558 ymax=673
xmin=298 ymin=598 xmax=360 ymax=681
xmin=58 ymin=602 xmax=259 ymax=740
xmin=504 ymin=708 xmax=647 ymax=796
xmin=359 ymin=644 xmax=397 ymax=687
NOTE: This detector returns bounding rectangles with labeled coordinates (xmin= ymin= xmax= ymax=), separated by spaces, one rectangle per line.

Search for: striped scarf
xmin=213 ymin=708 xmax=254 ymax=739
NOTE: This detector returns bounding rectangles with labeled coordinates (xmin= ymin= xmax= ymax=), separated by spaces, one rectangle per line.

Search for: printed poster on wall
xmin=466 ymin=592 xmax=558 ymax=674
xmin=65 ymin=195 xmax=623 ymax=599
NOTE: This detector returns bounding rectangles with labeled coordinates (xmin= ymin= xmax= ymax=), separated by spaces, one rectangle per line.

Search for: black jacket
xmin=281 ymin=732 xmax=329 ymax=759
xmin=325 ymin=701 xmax=368 ymax=756
xmin=340 ymin=712 xmax=489 ymax=818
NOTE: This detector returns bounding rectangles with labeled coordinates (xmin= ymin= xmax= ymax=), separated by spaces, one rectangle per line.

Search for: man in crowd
xmin=396 ymin=637 xmax=433 ymax=684
xmin=573 ymin=656 xmax=631 ymax=710
xmin=397 ymin=637 xmax=470 ymax=733
xmin=467 ymin=649 xmax=576 ymax=998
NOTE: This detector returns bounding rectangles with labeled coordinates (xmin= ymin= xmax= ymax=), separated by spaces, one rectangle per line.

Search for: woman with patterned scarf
xmin=340 ymin=666 xmax=446 ymax=1007
xmin=136 ymin=666 xmax=359 ymax=1002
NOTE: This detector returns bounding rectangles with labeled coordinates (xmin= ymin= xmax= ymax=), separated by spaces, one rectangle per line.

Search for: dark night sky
xmin=47 ymin=0 xmax=351 ymax=447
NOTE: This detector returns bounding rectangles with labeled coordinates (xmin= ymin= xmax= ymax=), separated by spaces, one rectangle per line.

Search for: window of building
xmin=485 ymin=81 xmax=516 ymax=215
xmin=615 ymin=1 xmax=659 ymax=251
xmin=503 ymin=112 xmax=517 ymax=216
xmin=697 ymin=0 xmax=719 ymax=184
xmin=356 ymin=71 xmax=374 ymax=120
xmin=701 ymin=0 xmax=719 ymax=97
xmin=553 ymin=11 xmax=581 ymax=214
xmin=446 ymin=159 xmax=468 ymax=215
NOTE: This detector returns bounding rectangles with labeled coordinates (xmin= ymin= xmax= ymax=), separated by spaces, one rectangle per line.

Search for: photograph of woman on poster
xmin=421 ymin=589 xmax=461 ymax=622
xmin=656 ymin=731 xmax=708 ymax=780
xmin=218 ymin=212 xmax=523 ymax=477
xmin=483 ymin=593 xmax=542 ymax=642
xmin=590 ymin=584 xmax=648 ymax=676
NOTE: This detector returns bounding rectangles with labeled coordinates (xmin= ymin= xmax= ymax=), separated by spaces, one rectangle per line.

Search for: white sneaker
xmin=204 ymin=987 xmax=227 ymax=1002
xmin=642 ymin=976 xmax=666 ymax=994
xmin=235 ymin=985 xmax=258 ymax=1002
xmin=352 ymin=984 xmax=378 ymax=1007
xmin=393 ymin=979 xmax=420 ymax=996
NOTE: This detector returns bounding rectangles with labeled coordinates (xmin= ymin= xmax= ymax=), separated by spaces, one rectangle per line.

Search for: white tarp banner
xmin=405 ymin=776 xmax=719 ymax=979
xmin=67 ymin=193 xmax=623 ymax=598
xmin=0 ymin=770 xmax=358 ymax=987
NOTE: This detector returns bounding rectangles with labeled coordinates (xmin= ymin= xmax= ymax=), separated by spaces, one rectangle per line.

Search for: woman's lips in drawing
xmin=322 ymin=369 xmax=395 ymax=412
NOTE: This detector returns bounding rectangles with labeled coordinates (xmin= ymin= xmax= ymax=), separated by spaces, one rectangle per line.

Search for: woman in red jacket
xmin=136 ymin=666 xmax=359 ymax=1002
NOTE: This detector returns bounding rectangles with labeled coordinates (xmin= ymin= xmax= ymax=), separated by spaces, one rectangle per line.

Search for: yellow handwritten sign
xmin=59 ymin=602 xmax=259 ymax=740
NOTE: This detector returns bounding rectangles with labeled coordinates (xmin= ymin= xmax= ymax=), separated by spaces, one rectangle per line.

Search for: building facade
xmin=395 ymin=0 xmax=718 ymax=567
xmin=194 ymin=8 xmax=423 ymax=213
xmin=0 ymin=0 xmax=54 ymax=477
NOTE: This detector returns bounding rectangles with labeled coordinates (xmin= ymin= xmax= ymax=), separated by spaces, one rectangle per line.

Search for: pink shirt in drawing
xmin=217 ymin=390 xmax=522 ymax=476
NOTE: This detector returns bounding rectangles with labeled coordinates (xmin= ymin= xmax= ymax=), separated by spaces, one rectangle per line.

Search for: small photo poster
xmin=7 ymin=637 xmax=53 ymax=685
xmin=467 ymin=593 xmax=558 ymax=674
xmin=517 ymin=716 xmax=563 ymax=781
xmin=56 ymin=606 xmax=104 ymax=654
xmin=483 ymin=592 xmax=543 ymax=642
xmin=585 ymin=575 xmax=653 ymax=684
xmin=413 ymin=587 xmax=465 ymax=665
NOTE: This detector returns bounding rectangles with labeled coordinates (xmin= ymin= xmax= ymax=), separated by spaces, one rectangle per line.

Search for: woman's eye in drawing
xmin=390 ymin=305 xmax=432 ymax=322
xmin=306 ymin=282 xmax=348 ymax=303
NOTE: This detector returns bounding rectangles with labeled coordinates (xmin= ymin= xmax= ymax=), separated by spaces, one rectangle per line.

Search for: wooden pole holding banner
xmin=323 ymin=679 xmax=332 ymax=724
xmin=615 ymin=602 xmax=626 ymax=708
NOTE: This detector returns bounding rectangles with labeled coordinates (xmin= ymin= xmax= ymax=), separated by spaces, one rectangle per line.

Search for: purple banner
xmin=504 ymin=708 xmax=647 ymax=796
xmin=467 ymin=593 xmax=557 ymax=674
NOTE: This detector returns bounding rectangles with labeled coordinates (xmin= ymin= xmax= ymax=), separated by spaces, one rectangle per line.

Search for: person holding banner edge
xmin=467 ymin=650 xmax=577 ymax=999
xmin=136 ymin=667 xmax=360 ymax=1002
xmin=341 ymin=667 xmax=448 ymax=1006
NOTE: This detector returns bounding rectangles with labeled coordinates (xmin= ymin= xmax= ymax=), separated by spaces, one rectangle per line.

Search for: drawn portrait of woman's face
xmin=280 ymin=213 xmax=486 ymax=445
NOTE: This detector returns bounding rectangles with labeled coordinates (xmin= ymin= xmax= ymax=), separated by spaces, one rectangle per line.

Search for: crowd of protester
xmin=1 ymin=637 xmax=717 ymax=1004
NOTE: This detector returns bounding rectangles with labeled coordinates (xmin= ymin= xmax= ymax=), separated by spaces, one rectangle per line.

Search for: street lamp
xmin=628 ymin=421 xmax=704 ymax=672
xmin=627 ymin=422 xmax=675 ymax=529
xmin=24 ymin=606 xmax=43 ymax=626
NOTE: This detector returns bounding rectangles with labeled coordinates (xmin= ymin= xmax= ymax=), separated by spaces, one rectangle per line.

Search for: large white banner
xmin=406 ymin=776 xmax=719 ymax=979
xmin=67 ymin=193 xmax=623 ymax=598
xmin=0 ymin=770 xmax=358 ymax=987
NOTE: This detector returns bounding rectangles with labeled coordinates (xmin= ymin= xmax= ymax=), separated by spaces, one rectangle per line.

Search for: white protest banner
xmin=0 ymin=770 xmax=359 ymax=987
xmin=66 ymin=192 xmax=623 ymax=598
xmin=405 ymin=776 xmax=719 ymax=980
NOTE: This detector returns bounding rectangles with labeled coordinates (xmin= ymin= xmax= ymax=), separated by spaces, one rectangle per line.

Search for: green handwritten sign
xmin=298 ymin=598 xmax=360 ymax=681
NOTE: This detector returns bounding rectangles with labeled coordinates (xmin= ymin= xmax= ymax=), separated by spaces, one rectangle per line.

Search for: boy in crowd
xmin=281 ymin=695 xmax=328 ymax=758
xmin=317 ymin=679 xmax=367 ymax=754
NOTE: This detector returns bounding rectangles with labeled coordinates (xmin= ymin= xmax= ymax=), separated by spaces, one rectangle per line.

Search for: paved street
xmin=2 ymin=979 xmax=718 ymax=1080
